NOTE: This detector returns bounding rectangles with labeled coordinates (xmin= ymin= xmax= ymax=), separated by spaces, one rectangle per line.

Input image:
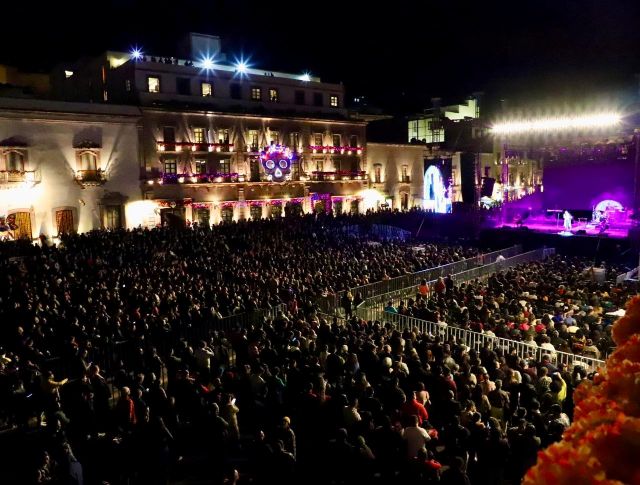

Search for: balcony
xmin=157 ymin=141 xmax=234 ymax=153
xmin=307 ymin=145 xmax=363 ymax=155
xmin=156 ymin=172 xmax=244 ymax=185
xmin=0 ymin=170 xmax=40 ymax=186
xmin=75 ymin=169 xmax=106 ymax=185
xmin=310 ymin=171 xmax=367 ymax=181
xmin=400 ymin=176 xmax=411 ymax=183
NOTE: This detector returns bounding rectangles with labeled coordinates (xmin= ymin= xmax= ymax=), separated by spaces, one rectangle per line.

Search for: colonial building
xmin=51 ymin=33 xmax=369 ymax=225
xmin=0 ymin=97 xmax=140 ymax=239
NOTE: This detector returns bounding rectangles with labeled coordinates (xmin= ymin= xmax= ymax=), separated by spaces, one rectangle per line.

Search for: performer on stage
xmin=563 ymin=210 xmax=573 ymax=231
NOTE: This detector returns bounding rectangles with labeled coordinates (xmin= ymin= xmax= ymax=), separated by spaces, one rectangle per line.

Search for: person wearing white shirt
xmin=402 ymin=415 xmax=431 ymax=458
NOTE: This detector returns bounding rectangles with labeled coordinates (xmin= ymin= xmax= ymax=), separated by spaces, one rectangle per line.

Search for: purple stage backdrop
xmin=542 ymin=157 xmax=633 ymax=211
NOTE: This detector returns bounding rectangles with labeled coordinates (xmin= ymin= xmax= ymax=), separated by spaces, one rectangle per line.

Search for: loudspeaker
xmin=480 ymin=177 xmax=496 ymax=197
xmin=460 ymin=152 xmax=477 ymax=204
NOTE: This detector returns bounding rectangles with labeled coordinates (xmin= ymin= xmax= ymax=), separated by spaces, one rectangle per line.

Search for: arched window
xmin=80 ymin=151 xmax=98 ymax=171
xmin=5 ymin=151 xmax=24 ymax=171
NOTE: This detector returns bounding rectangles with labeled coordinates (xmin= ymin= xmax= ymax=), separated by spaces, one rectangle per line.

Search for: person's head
xmin=281 ymin=416 xmax=291 ymax=429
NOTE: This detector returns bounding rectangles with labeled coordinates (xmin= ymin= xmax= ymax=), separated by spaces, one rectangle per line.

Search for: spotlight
xmin=201 ymin=56 xmax=215 ymax=70
xmin=236 ymin=61 xmax=248 ymax=73
xmin=130 ymin=47 xmax=143 ymax=60
xmin=300 ymin=72 xmax=311 ymax=82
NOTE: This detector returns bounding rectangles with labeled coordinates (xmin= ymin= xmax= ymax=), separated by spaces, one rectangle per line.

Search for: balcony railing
xmin=308 ymin=145 xmax=363 ymax=155
xmin=76 ymin=169 xmax=106 ymax=185
xmin=0 ymin=170 xmax=39 ymax=184
xmin=157 ymin=172 xmax=243 ymax=184
xmin=400 ymin=176 xmax=411 ymax=183
xmin=157 ymin=141 xmax=234 ymax=153
xmin=310 ymin=171 xmax=367 ymax=181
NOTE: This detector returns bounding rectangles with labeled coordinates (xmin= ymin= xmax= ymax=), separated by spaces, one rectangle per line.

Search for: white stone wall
xmin=0 ymin=99 xmax=141 ymax=238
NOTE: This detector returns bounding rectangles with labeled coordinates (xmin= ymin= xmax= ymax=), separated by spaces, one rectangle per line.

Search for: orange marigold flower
xmin=612 ymin=296 xmax=640 ymax=346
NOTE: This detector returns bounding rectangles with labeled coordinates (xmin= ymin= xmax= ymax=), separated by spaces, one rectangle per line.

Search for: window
xmin=402 ymin=164 xmax=409 ymax=182
xmin=350 ymin=135 xmax=358 ymax=147
xmin=332 ymin=134 xmax=341 ymax=147
xmin=374 ymin=164 xmax=382 ymax=183
xmin=104 ymin=206 xmax=122 ymax=230
xmin=269 ymin=88 xmax=279 ymax=102
xmin=6 ymin=151 xmax=24 ymax=171
xmin=248 ymin=130 xmax=259 ymax=151
xmin=80 ymin=152 xmax=98 ymax=171
xmin=193 ymin=128 xmax=206 ymax=144
xmin=269 ymin=129 xmax=279 ymax=145
xmin=251 ymin=87 xmax=262 ymax=101
xmin=230 ymin=83 xmax=241 ymax=99
xmin=64 ymin=70 xmax=74 ymax=79
xmin=271 ymin=204 xmax=282 ymax=218
xmin=176 ymin=77 xmax=191 ymax=95
xmin=147 ymin=76 xmax=160 ymax=93
xmin=314 ymin=133 xmax=323 ymax=146
xmin=330 ymin=95 xmax=339 ymax=107
xmin=315 ymin=159 xmax=324 ymax=172
xmin=250 ymin=205 xmax=262 ymax=220
xmin=125 ymin=79 xmax=132 ymax=92
xmin=163 ymin=126 xmax=176 ymax=143
xmin=11 ymin=211 xmax=32 ymax=240
xmin=217 ymin=129 xmax=230 ymax=144
xmin=55 ymin=209 xmax=75 ymax=235
xmin=164 ymin=160 xmax=177 ymax=174
xmin=219 ymin=159 xmax=231 ymax=174
xmin=201 ymin=82 xmax=213 ymax=97
xmin=294 ymin=90 xmax=305 ymax=105
xmin=221 ymin=207 xmax=233 ymax=223
xmin=313 ymin=93 xmax=323 ymax=106
xmin=195 ymin=159 xmax=207 ymax=174
xmin=194 ymin=208 xmax=210 ymax=226
xmin=290 ymin=132 xmax=300 ymax=148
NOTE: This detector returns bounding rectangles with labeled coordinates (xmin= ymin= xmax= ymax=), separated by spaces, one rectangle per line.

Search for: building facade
xmin=0 ymin=98 xmax=140 ymax=239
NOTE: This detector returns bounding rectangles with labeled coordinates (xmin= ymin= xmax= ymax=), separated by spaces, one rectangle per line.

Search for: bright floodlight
xmin=236 ymin=61 xmax=248 ymax=73
xmin=201 ymin=57 xmax=215 ymax=70
xmin=130 ymin=47 xmax=143 ymax=60
xmin=300 ymin=72 xmax=311 ymax=82
xmin=491 ymin=113 xmax=622 ymax=135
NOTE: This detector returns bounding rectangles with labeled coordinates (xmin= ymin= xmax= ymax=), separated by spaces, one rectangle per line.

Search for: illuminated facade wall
xmin=138 ymin=108 xmax=368 ymax=224
xmin=0 ymin=98 xmax=141 ymax=239
xmin=365 ymin=143 xmax=426 ymax=210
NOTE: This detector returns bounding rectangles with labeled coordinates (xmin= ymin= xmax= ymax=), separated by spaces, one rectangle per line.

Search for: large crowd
xmin=0 ymin=214 xmax=492 ymax=484
xmin=385 ymin=256 xmax=633 ymax=361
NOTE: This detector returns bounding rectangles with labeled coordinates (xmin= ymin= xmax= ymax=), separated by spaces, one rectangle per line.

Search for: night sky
xmin=2 ymin=0 xmax=640 ymax=114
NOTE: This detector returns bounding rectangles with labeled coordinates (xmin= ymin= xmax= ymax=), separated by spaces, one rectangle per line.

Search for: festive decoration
xmin=524 ymin=296 xmax=640 ymax=485
xmin=162 ymin=172 xmax=239 ymax=184
xmin=308 ymin=145 xmax=363 ymax=155
xmin=157 ymin=198 xmax=192 ymax=208
xmin=260 ymin=144 xmax=296 ymax=182
xmin=157 ymin=141 xmax=234 ymax=152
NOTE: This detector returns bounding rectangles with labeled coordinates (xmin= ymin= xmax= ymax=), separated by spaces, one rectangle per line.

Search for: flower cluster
xmin=525 ymin=296 xmax=640 ymax=485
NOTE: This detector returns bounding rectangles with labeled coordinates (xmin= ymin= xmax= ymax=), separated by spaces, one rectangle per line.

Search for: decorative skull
xmin=260 ymin=144 xmax=295 ymax=182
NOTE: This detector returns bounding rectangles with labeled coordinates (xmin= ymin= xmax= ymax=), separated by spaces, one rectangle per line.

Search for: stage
xmin=495 ymin=213 xmax=632 ymax=239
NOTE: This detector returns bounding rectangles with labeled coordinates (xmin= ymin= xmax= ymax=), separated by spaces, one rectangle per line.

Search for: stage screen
xmin=542 ymin=157 xmax=633 ymax=211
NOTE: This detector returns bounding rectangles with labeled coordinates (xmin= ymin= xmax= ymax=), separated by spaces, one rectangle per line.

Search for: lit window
xmin=251 ymin=87 xmax=262 ymax=101
xmin=164 ymin=160 xmax=177 ymax=174
xmin=79 ymin=151 xmax=98 ymax=171
xmin=269 ymin=88 xmax=279 ymax=102
xmin=330 ymin=95 xmax=339 ymax=107
xmin=125 ymin=79 xmax=132 ymax=92
xmin=5 ymin=151 xmax=25 ymax=171
xmin=374 ymin=164 xmax=382 ymax=183
xmin=290 ymin=132 xmax=300 ymax=147
xmin=218 ymin=129 xmax=230 ymax=144
xmin=148 ymin=76 xmax=160 ymax=93
xmin=248 ymin=130 xmax=259 ymax=151
xmin=64 ymin=70 xmax=74 ymax=79
xmin=201 ymin=82 xmax=213 ymax=96
xmin=269 ymin=130 xmax=279 ymax=145
xmin=195 ymin=159 xmax=207 ymax=174
xmin=193 ymin=128 xmax=205 ymax=144
xmin=314 ymin=133 xmax=323 ymax=146
xmin=332 ymin=134 xmax=341 ymax=147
